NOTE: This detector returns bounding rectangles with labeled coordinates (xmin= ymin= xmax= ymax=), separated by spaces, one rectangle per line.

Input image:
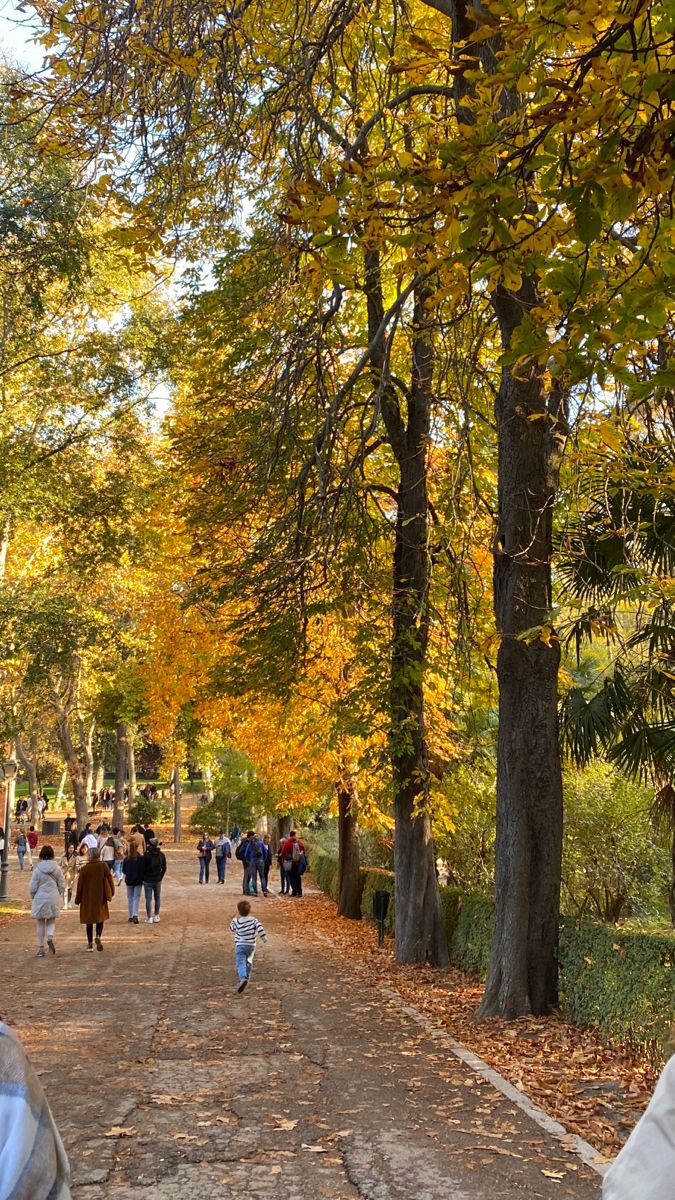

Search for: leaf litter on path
xmin=290 ymin=890 xmax=657 ymax=1158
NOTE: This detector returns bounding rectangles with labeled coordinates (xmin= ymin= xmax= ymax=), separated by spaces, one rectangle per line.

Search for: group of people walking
xmin=196 ymin=828 xmax=307 ymax=897
xmin=27 ymin=820 xmax=167 ymax=956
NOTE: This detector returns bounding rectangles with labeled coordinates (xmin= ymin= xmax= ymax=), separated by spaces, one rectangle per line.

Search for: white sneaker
xmin=145 ymin=917 xmax=153 ymax=924
xmin=153 ymin=915 xmax=160 ymax=923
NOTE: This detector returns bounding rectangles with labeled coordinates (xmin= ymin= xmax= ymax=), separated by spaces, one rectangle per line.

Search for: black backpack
xmin=235 ymin=841 xmax=246 ymax=862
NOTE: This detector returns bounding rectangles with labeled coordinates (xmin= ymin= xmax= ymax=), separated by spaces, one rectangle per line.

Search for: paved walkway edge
xmin=313 ymin=929 xmax=608 ymax=1181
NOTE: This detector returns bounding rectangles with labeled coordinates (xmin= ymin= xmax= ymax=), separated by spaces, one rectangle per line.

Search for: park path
xmin=0 ymin=848 xmax=601 ymax=1199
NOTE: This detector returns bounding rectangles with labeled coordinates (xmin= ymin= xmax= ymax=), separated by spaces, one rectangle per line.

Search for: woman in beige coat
xmin=74 ymin=847 xmax=115 ymax=952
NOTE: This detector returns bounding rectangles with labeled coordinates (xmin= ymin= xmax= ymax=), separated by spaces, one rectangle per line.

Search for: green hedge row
xmin=309 ymin=849 xmax=675 ymax=1062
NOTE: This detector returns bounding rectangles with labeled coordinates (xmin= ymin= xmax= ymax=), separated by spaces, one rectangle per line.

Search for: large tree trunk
xmin=173 ymin=763 xmax=182 ymax=843
xmin=365 ymin=252 xmax=448 ymax=965
xmin=203 ymin=763 xmax=215 ymax=802
xmin=77 ymin=714 xmax=95 ymax=806
xmin=274 ymin=815 xmax=291 ymax=854
xmin=53 ymin=703 xmax=88 ymax=829
xmin=55 ymin=767 xmax=68 ymax=804
xmin=93 ymin=759 xmax=105 ymax=795
xmin=15 ymin=735 xmax=39 ymax=822
xmin=337 ymin=780 xmax=361 ymax=919
xmin=127 ymin=734 xmax=137 ymax=807
xmin=113 ymin=722 xmax=128 ymax=828
xmin=477 ymin=284 xmax=564 ymax=1017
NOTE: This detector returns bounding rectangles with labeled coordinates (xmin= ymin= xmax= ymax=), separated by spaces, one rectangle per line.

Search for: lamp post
xmin=0 ymin=759 xmax=18 ymax=901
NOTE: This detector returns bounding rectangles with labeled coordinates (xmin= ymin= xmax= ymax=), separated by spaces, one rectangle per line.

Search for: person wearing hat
xmin=143 ymin=838 xmax=167 ymax=924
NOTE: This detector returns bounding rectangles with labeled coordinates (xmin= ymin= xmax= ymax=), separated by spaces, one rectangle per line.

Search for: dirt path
xmin=0 ymin=849 xmax=601 ymax=1199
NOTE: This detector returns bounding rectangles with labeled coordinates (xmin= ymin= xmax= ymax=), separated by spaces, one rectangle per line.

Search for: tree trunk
xmin=173 ymin=763 xmax=182 ymax=843
xmin=477 ymin=283 xmax=564 ymax=1018
xmin=93 ymin=760 xmax=105 ymax=795
xmin=337 ymin=781 xmax=361 ymax=919
xmin=55 ymin=767 xmax=68 ymax=804
xmin=275 ymin=815 xmax=291 ymax=854
xmin=203 ymin=763 xmax=215 ymax=802
xmin=53 ymin=704 xmax=88 ymax=828
xmin=365 ymin=251 xmax=448 ymax=965
xmin=127 ymin=735 xmax=137 ymax=807
xmin=113 ymin=722 xmax=128 ymax=829
xmin=15 ymin=736 xmax=39 ymax=822
xmin=77 ymin=714 xmax=95 ymax=806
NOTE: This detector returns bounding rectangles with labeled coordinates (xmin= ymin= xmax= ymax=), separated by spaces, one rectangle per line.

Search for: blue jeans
xmin=17 ymin=850 xmax=25 ymax=871
xmin=144 ymin=880 xmax=161 ymax=917
xmin=126 ymin=883 xmax=142 ymax=918
xmin=199 ymin=856 xmax=211 ymax=883
xmin=245 ymin=859 xmax=266 ymax=894
xmin=216 ymin=855 xmax=227 ymax=883
xmin=114 ymin=860 xmax=124 ymax=882
xmin=235 ymin=943 xmax=255 ymax=982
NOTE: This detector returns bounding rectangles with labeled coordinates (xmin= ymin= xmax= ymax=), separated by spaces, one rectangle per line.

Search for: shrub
xmin=448 ymin=893 xmax=495 ymax=978
xmin=128 ymin=797 xmax=172 ymax=825
xmin=559 ymin=917 xmax=675 ymax=1062
xmin=562 ymin=763 xmax=669 ymax=922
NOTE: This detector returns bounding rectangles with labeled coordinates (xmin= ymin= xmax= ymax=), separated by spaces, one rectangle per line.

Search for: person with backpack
xmin=16 ymin=830 xmax=28 ymax=872
xmin=279 ymin=830 xmax=306 ymax=897
xmin=234 ymin=835 xmax=249 ymax=892
xmin=242 ymin=831 xmax=268 ymax=897
xmin=196 ymin=833 xmax=215 ymax=884
xmin=214 ymin=831 xmax=232 ymax=884
xmin=143 ymin=838 xmax=167 ymax=923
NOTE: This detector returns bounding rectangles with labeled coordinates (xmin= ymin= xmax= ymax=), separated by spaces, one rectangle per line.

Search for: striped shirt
xmin=0 ymin=1022 xmax=72 ymax=1200
xmin=229 ymin=916 xmax=267 ymax=946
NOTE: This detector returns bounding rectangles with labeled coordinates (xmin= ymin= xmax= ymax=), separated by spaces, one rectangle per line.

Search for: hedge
xmin=308 ymin=849 xmax=675 ymax=1063
xmin=559 ymin=918 xmax=675 ymax=1061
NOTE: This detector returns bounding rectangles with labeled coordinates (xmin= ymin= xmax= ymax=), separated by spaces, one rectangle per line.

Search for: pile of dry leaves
xmin=292 ymin=889 xmax=658 ymax=1160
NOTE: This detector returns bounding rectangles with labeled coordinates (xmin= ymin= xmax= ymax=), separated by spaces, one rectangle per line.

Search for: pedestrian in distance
xmin=214 ymin=830 xmax=232 ymax=884
xmin=74 ymin=847 xmax=115 ymax=952
xmin=229 ymin=899 xmax=267 ymax=994
xmin=143 ymin=838 xmax=166 ymax=923
xmin=261 ymin=833 xmax=273 ymax=893
xmin=0 ymin=1019 xmax=72 ymax=1199
xmin=111 ymin=827 xmax=126 ymax=882
xmin=142 ymin=822 xmax=155 ymax=846
xmin=29 ymin=847 xmax=65 ymax=958
xmin=98 ymin=826 xmax=116 ymax=874
xmin=196 ymin=832 xmax=214 ymax=884
xmin=16 ymin=830 xmax=28 ymax=872
xmin=59 ymin=844 xmax=78 ymax=910
xmin=26 ymin=826 xmax=38 ymax=870
xmin=127 ymin=823 xmax=146 ymax=857
xmin=279 ymin=830 xmax=306 ymax=897
xmin=63 ymin=815 xmax=77 ymax=854
xmin=78 ymin=824 xmax=97 ymax=857
xmin=242 ymin=831 xmax=268 ymax=896
xmin=122 ymin=840 xmax=146 ymax=924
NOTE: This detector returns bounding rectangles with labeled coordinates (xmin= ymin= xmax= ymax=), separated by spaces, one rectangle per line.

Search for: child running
xmin=229 ymin=899 xmax=267 ymax=993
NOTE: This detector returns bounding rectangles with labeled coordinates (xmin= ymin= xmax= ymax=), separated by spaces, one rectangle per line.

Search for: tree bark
xmin=93 ymin=760 xmax=105 ymax=795
xmin=55 ymin=767 xmax=68 ymax=804
xmin=203 ymin=763 xmax=215 ymax=802
xmin=173 ymin=763 xmax=182 ymax=843
xmin=53 ymin=701 xmax=88 ymax=829
xmin=477 ymin=283 xmax=564 ymax=1017
xmin=15 ymin=735 xmax=39 ymax=822
xmin=127 ymin=734 xmax=137 ymax=807
xmin=365 ymin=250 xmax=448 ymax=965
xmin=113 ymin=722 xmax=128 ymax=829
xmin=275 ymin=815 xmax=291 ymax=854
xmin=337 ymin=780 xmax=361 ymax=919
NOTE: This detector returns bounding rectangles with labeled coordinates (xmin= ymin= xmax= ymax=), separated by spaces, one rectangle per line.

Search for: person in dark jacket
xmin=143 ymin=838 xmax=167 ymax=924
xmin=196 ymin=833 xmax=214 ymax=884
xmin=122 ymin=842 xmax=146 ymax=924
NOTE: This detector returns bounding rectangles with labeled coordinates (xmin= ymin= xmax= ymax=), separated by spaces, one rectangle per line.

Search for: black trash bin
xmin=373 ymin=889 xmax=390 ymax=947
xmin=42 ymin=819 xmax=61 ymax=837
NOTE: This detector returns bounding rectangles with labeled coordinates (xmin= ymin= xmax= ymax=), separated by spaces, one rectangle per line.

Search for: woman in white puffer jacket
xmin=603 ymin=1054 xmax=675 ymax=1200
xmin=29 ymin=846 xmax=65 ymax=958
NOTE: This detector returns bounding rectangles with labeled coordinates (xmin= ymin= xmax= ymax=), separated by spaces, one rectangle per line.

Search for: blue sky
xmin=0 ymin=0 xmax=44 ymax=70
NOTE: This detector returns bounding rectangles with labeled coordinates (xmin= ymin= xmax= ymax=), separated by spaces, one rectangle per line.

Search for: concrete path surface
xmin=0 ymin=848 xmax=601 ymax=1199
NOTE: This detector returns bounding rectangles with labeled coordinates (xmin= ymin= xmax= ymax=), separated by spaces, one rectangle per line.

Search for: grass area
xmin=0 ymin=898 xmax=26 ymax=916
